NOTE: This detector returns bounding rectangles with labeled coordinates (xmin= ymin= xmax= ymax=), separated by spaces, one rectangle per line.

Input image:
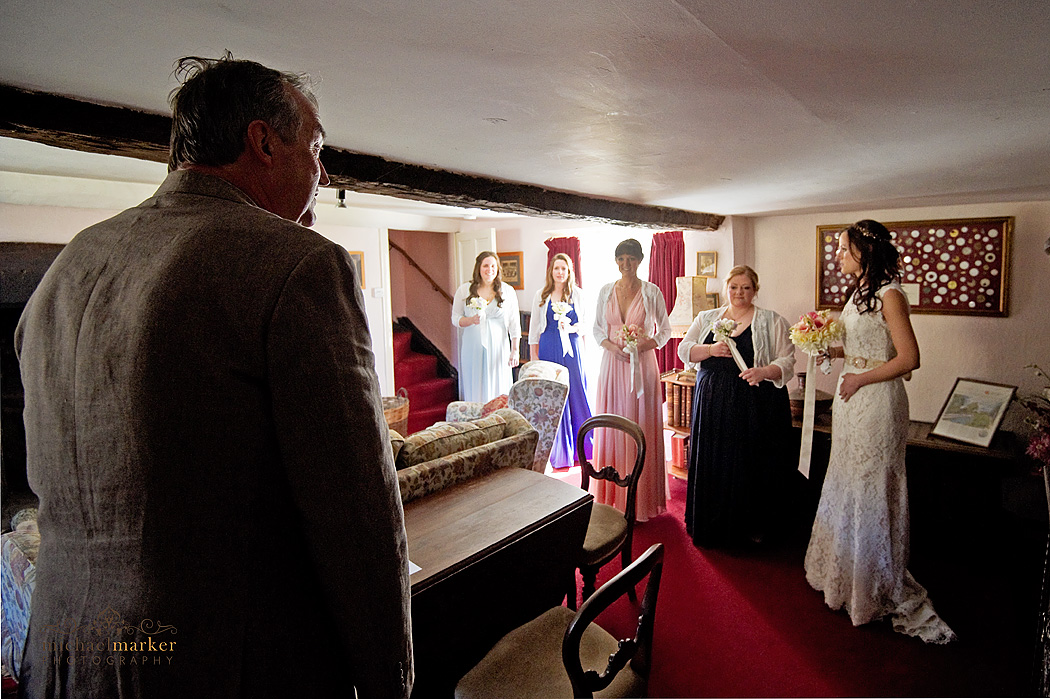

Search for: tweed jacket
xmin=15 ymin=170 xmax=412 ymax=698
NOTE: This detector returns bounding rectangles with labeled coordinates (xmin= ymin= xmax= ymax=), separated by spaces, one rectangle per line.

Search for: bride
xmin=804 ymin=219 xmax=956 ymax=644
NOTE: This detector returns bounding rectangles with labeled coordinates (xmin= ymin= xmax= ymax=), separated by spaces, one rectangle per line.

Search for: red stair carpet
xmin=556 ymin=472 xmax=1040 ymax=697
xmin=393 ymin=330 xmax=458 ymax=435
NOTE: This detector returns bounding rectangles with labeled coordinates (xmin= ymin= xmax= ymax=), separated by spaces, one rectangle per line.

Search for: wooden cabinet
xmin=661 ymin=370 xmax=695 ymax=481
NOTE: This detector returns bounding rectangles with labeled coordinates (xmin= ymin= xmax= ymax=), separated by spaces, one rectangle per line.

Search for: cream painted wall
xmin=752 ymin=201 xmax=1050 ymax=424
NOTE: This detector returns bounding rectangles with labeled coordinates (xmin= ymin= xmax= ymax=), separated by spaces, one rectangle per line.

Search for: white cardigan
xmin=676 ymin=305 xmax=795 ymax=388
xmin=527 ymin=285 xmax=587 ymax=345
xmin=592 ymin=280 xmax=672 ymax=349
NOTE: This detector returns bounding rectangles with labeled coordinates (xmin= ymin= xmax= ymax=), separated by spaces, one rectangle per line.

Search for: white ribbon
xmin=624 ymin=344 xmax=644 ymax=397
xmin=797 ymin=354 xmax=817 ymax=478
xmin=475 ymin=305 xmax=489 ymax=351
xmin=555 ymin=315 xmax=574 ymax=357
xmin=724 ymin=336 xmax=749 ymax=374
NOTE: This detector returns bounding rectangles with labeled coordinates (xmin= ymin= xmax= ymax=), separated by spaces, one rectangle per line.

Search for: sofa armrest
xmin=2 ymin=516 xmax=39 ymax=680
xmin=445 ymin=401 xmax=484 ymax=422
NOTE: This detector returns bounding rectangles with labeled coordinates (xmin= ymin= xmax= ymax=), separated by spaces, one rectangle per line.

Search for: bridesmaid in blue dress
xmin=528 ymin=253 xmax=593 ymax=469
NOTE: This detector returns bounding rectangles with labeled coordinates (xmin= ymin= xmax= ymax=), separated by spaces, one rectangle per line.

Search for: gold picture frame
xmin=498 ymin=251 xmax=524 ymax=290
xmin=697 ymin=252 xmax=718 ymax=278
xmin=347 ymin=251 xmax=365 ymax=288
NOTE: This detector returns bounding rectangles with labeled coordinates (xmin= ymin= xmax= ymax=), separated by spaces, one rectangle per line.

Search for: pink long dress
xmin=591 ymin=291 xmax=667 ymax=521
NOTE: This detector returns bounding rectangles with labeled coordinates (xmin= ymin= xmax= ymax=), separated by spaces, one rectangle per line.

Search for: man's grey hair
xmin=168 ymin=51 xmax=317 ymax=170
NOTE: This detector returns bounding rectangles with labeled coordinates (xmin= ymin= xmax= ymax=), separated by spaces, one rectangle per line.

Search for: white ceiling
xmin=1 ymin=0 xmax=1048 ymax=219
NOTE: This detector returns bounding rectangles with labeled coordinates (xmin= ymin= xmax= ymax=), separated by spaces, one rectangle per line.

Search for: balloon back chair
xmin=455 ymin=543 xmax=665 ymax=699
xmin=570 ymin=413 xmax=646 ymax=610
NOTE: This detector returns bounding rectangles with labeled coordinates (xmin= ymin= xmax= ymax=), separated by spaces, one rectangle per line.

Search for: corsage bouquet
xmin=551 ymin=301 xmax=574 ymax=357
xmin=711 ymin=318 xmax=748 ymax=373
xmin=790 ymin=310 xmax=844 ymax=375
xmin=617 ymin=323 xmax=649 ymax=397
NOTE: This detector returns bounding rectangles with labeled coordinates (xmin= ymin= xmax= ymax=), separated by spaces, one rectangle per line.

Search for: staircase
xmin=393 ymin=320 xmax=459 ymax=435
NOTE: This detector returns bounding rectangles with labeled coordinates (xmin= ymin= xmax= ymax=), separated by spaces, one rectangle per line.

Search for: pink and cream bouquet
xmin=790 ymin=310 xmax=844 ymax=375
xmin=1020 ymin=363 xmax=1050 ymax=470
xmin=712 ymin=318 xmax=748 ymax=373
xmin=616 ymin=323 xmax=649 ymax=396
xmin=551 ymin=301 xmax=574 ymax=357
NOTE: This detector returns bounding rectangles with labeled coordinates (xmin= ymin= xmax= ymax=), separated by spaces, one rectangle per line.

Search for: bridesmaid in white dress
xmin=804 ymin=219 xmax=956 ymax=644
xmin=451 ymin=251 xmax=520 ymax=402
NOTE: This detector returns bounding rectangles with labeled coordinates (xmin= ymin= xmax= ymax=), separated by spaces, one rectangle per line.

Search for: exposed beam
xmin=0 ymin=84 xmax=724 ymax=230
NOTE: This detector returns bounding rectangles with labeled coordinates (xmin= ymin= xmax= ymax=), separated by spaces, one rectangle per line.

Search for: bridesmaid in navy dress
xmin=529 ymin=253 xmax=593 ymax=469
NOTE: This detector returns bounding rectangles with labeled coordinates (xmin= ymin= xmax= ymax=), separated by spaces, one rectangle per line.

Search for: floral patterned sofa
xmin=391 ymin=408 xmax=538 ymax=504
xmin=445 ymin=360 xmax=570 ymax=472
xmin=2 ymin=508 xmax=39 ymax=683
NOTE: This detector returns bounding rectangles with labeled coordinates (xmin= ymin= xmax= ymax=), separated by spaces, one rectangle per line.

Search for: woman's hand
xmin=838 ymin=372 xmax=865 ymax=402
xmin=740 ymin=365 xmax=779 ymax=386
xmin=635 ymin=337 xmax=658 ymax=354
xmin=709 ymin=341 xmax=732 ymax=358
xmin=509 ymin=353 xmax=520 ymax=368
xmin=602 ymin=340 xmax=630 ymax=362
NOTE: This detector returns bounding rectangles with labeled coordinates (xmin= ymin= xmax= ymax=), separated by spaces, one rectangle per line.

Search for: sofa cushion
xmin=397 ymin=413 xmax=507 ymax=469
xmin=481 ymin=394 xmax=509 ymax=416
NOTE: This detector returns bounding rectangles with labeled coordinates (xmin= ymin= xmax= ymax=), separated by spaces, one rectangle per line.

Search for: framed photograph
xmin=697 ymin=252 xmax=718 ymax=278
xmin=347 ymin=251 xmax=365 ymax=288
xmin=816 ymin=217 xmax=1012 ymax=316
xmin=498 ymin=251 xmax=524 ymax=290
xmin=930 ymin=378 xmax=1016 ymax=448
xmin=705 ymin=292 xmax=720 ymax=309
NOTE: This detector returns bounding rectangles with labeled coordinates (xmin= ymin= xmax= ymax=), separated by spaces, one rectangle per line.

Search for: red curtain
xmin=544 ymin=237 xmax=583 ymax=287
xmin=648 ymin=231 xmax=684 ymax=373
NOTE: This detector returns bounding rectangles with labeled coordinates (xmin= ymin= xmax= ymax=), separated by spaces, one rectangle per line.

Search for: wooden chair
xmin=569 ymin=413 xmax=646 ymax=610
xmin=455 ymin=543 xmax=665 ymax=699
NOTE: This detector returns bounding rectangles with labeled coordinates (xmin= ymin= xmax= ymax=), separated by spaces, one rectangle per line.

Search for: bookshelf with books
xmin=661 ymin=369 xmax=695 ymax=480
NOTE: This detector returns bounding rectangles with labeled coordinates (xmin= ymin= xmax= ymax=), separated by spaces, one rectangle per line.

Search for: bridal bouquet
xmin=617 ymin=323 xmax=649 ymax=396
xmin=791 ymin=309 xmax=844 ymax=479
xmin=711 ymin=318 xmax=748 ymax=373
xmin=551 ymin=301 xmax=574 ymax=357
xmin=790 ymin=310 xmax=844 ymax=375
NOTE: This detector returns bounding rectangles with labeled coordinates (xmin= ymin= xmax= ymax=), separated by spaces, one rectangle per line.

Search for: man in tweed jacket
xmin=15 ymin=55 xmax=412 ymax=698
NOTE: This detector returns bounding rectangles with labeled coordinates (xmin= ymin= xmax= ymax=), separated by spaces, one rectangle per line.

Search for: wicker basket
xmin=382 ymin=387 xmax=410 ymax=435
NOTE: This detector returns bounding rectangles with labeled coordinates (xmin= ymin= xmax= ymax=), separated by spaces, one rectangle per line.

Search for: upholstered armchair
xmin=445 ymin=360 xmax=570 ymax=472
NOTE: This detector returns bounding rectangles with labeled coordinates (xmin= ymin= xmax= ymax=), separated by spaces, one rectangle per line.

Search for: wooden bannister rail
xmin=389 ymin=240 xmax=454 ymax=305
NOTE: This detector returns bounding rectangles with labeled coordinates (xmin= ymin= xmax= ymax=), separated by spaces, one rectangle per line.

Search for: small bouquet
xmin=617 ymin=323 xmax=649 ymax=397
xmin=552 ymin=301 xmax=574 ymax=357
xmin=711 ymin=318 xmax=748 ymax=373
xmin=790 ymin=310 xmax=844 ymax=375
xmin=467 ymin=296 xmax=489 ymax=320
xmin=1020 ymin=363 xmax=1050 ymax=470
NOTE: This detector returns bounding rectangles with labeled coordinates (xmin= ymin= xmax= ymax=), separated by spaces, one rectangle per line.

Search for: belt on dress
xmin=845 ymin=355 xmax=886 ymax=369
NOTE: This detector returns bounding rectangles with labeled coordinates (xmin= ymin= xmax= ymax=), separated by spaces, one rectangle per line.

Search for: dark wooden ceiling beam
xmin=0 ymin=84 xmax=724 ymax=230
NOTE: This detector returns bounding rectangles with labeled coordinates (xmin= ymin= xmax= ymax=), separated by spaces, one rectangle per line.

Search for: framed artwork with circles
xmin=816 ymin=217 xmax=1012 ymax=316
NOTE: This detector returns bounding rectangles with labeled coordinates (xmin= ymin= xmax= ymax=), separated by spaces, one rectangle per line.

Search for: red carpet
xmin=562 ymin=473 xmax=1041 ymax=697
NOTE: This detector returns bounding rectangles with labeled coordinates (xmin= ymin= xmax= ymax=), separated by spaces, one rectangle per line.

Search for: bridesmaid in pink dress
xmin=591 ymin=239 xmax=673 ymax=521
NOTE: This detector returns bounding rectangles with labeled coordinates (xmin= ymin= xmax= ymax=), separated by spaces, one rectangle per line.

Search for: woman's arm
xmin=646 ymin=283 xmax=673 ymax=350
xmin=451 ymin=284 xmax=478 ymax=327
xmin=838 ymin=288 xmax=919 ymax=402
xmin=741 ymin=311 xmax=795 ymax=387
xmin=592 ymin=284 xmax=611 ymax=346
xmin=527 ymin=291 xmax=545 ymax=345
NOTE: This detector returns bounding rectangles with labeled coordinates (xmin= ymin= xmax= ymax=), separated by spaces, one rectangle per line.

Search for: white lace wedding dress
xmin=804 ymin=281 xmax=956 ymax=644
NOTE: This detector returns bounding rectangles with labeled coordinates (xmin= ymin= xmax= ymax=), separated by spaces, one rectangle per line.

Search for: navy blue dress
xmin=537 ymin=300 xmax=593 ymax=468
xmin=684 ymin=325 xmax=792 ymax=547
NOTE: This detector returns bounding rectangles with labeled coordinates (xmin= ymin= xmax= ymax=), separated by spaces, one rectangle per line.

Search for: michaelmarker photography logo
xmin=43 ymin=607 xmax=178 ymax=667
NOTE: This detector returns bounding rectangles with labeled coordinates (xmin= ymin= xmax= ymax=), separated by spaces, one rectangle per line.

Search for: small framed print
xmin=498 ymin=251 xmax=524 ymax=290
xmin=705 ymin=293 xmax=720 ymax=309
xmin=347 ymin=251 xmax=365 ymax=288
xmin=930 ymin=377 xmax=1016 ymax=448
xmin=697 ymin=252 xmax=718 ymax=278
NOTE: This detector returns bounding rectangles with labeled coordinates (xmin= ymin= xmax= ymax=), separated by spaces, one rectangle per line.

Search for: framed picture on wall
xmin=347 ymin=251 xmax=365 ymax=288
xmin=706 ymin=293 xmax=720 ymax=309
xmin=498 ymin=251 xmax=524 ymax=290
xmin=930 ymin=377 xmax=1016 ymax=447
xmin=697 ymin=252 xmax=718 ymax=278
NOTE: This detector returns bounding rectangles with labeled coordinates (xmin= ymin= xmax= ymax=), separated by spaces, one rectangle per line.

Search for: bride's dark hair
xmin=845 ymin=219 xmax=902 ymax=315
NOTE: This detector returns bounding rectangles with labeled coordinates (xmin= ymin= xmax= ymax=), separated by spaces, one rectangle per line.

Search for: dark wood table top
xmin=404 ymin=467 xmax=592 ymax=594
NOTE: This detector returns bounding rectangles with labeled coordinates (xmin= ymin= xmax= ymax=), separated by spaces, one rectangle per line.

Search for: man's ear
xmin=245 ymin=120 xmax=275 ymax=165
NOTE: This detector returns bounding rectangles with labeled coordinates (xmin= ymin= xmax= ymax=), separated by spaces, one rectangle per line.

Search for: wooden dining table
xmin=403 ymin=466 xmax=593 ymax=698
